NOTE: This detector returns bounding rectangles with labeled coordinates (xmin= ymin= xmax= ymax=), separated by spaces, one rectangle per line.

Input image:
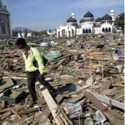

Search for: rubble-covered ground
xmin=0 ymin=33 xmax=124 ymax=125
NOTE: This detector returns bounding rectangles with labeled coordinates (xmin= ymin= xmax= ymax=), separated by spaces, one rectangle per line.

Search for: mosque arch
xmin=58 ymin=32 xmax=60 ymax=38
xmin=88 ymin=28 xmax=91 ymax=33
xmin=72 ymin=29 xmax=75 ymax=36
xmin=86 ymin=29 xmax=88 ymax=33
xmin=83 ymin=29 xmax=85 ymax=33
xmin=102 ymin=28 xmax=105 ymax=32
xmin=102 ymin=27 xmax=112 ymax=32
xmin=68 ymin=31 xmax=71 ymax=37
xmin=105 ymin=28 xmax=108 ymax=32
xmin=108 ymin=27 xmax=111 ymax=32
xmin=62 ymin=29 xmax=66 ymax=37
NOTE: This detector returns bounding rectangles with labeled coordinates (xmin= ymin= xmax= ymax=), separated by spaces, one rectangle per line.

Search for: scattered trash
xmin=62 ymin=101 xmax=82 ymax=118
xmin=46 ymin=50 xmax=61 ymax=61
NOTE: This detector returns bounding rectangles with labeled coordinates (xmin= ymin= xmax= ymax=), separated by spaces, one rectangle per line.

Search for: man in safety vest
xmin=15 ymin=38 xmax=56 ymax=106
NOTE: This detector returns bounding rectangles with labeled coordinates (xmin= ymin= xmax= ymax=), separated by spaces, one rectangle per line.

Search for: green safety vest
xmin=22 ymin=47 xmax=46 ymax=74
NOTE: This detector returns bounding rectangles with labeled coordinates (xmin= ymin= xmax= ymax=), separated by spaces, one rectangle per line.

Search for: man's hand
xmin=40 ymin=73 xmax=47 ymax=80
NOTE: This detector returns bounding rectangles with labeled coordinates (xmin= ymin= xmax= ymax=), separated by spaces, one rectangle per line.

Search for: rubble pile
xmin=0 ymin=33 xmax=124 ymax=125
xmin=0 ymin=39 xmax=24 ymax=73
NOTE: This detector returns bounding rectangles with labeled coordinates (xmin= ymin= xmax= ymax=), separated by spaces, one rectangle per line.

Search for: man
xmin=15 ymin=38 xmax=56 ymax=106
xmin=113 ymin=48 xmax=120 ymax=63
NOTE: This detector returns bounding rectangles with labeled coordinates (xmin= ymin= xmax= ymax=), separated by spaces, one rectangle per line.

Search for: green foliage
xmin=115 ymin=13 xmax=124 ymax=31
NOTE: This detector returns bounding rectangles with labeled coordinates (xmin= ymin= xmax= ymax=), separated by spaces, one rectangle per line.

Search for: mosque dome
xmin=84 ymin=11 xmax=94 ymax=18
xmin=95 ymin=17 xmax=103 ymax=22
xmin=102 ymin=14 xmax=112 ymax=21
xmin=67 ymin=13 xmax=77 ymax=23
xmin=80 ymin=11 xmax=94 ymax=23
xmin=67 ymin=17 xmax=77 ymax=23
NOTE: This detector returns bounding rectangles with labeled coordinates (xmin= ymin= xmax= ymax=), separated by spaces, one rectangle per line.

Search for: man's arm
xmin=32 ymin=48 xmax=46 ymax=74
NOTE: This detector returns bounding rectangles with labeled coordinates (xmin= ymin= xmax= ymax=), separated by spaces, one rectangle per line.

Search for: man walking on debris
xmin=15 ymin=38 xmax=56 ymax=106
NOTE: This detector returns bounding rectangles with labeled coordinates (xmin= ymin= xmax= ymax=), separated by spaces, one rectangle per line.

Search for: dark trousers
xmin=27 ymin=70 xmax=55 ymax=103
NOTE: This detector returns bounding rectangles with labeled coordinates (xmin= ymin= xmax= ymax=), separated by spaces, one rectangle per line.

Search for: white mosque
xmin=56 ymin=10 xmax=116 ymax=38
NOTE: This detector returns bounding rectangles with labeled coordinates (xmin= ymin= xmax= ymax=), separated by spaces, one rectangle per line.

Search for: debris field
xmin=0 ymin=33 xmax=124 ymax=125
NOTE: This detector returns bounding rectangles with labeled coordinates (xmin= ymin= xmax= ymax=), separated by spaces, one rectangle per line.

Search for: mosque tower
xmin=0 ymin=0 xmax=11 ymax=38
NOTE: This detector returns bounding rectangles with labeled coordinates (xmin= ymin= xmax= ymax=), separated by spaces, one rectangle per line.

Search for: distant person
xmin=113 ymin=48 xmax=120 ymax=62
xmin=15 ymin=38 xmax=56 ymax=106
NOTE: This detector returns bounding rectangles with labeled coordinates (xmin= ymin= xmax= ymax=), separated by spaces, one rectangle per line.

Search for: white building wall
xmin=56 ymin=17 xmax=115 ymax=38
xmin=80 ymin=22 xmax=93 ymax=29
xmin=94 ymin=27 xmax=101 ymax=34
xmin=57 ymin=25 xmax=67 ymax=38
xmin=27 ymin=32 xmax=32 ymax=37
xmin=56 ymin=24 xmax=76 ymax=38
xmin=100 ymin=22 xmax=113 ymax=33
xmin=78 ymin=22 xmax=94 ymax=34
xmin=76 ymin=28 xmax=82 ymax=35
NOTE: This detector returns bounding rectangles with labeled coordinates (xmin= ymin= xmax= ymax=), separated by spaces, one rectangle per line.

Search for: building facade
xmin=56 ymin=11 xmax=115 ymax=38
xmin=0 ymin=0 xmax=11 ymax=38
xmin=57 ymin=13 xmax=77 ymax=38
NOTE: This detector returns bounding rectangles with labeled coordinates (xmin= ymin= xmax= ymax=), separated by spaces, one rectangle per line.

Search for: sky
xmin=4 ymin=0 xmax=124 ymax=30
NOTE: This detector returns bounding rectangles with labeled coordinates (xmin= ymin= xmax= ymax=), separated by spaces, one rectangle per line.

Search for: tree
xmin=115 ymin=13 xmax=124 ymax=31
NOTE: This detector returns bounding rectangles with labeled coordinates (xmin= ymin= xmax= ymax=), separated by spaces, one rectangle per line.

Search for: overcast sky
xmin=4 ymin=0 xmax=124 ymax=30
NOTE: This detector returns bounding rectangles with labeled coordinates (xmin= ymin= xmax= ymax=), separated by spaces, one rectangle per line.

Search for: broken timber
xmin=69 ymin=85 xmax=124 ymax=111
xmin=36 ymin=81 xmax=73 ymax=125
xmin=69 ymin=87 xmax=124 ymax=125
xmin=87 ymin=90 xmax=124 ymax=111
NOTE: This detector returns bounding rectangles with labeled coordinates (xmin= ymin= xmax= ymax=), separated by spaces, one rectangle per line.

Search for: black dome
xmin=95 ymin=17 xmax=103 ymax=22
xmin=84 ymin=11 xmax=94 ymax=18
xmin=102 ymin=14 xmax=112 ymax=21
xmin=79 ymin=18 xmax=84 ymax=23
xmin=80 ymin=16 xmax=94 ymax=23
xmin=80 ymin=18 xmax=94 ymax=23
xmin=79 ymin=11 xmax=94 ymax=23
xmin=67 ymin=16 xmax=77 ymax=23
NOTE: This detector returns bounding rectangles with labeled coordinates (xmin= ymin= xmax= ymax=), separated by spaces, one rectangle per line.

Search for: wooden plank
xmin=85 ymin=91 xmax=107 ymax=111
xmin=88 ymin=90 xmax=124 ymax=111
xmin=36 ymin=82 xmax=73 ymax=125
